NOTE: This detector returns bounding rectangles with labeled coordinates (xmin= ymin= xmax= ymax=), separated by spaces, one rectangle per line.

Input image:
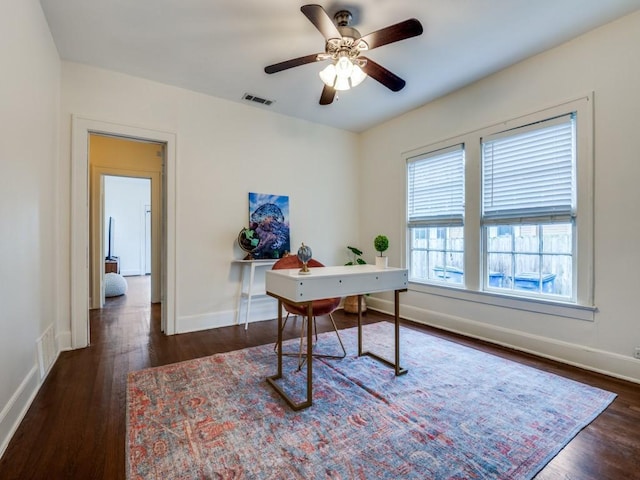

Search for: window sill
xmin=408 ymin=281 xmax=596 ymax=321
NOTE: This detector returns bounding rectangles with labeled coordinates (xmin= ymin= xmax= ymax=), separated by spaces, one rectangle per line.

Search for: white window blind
xmin=407 ymin=145 xmax=464 ymax=226
xmin=482 ymin=114 xmax=575 ymax=222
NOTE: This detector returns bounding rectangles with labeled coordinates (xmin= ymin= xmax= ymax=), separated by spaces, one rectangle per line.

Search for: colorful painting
xmin=248 ymin=192 xmax=290 ymax=259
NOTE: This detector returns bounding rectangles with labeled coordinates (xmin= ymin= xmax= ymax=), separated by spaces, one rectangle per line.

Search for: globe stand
xmin=299 ymin=261 xmax=311 ymax=274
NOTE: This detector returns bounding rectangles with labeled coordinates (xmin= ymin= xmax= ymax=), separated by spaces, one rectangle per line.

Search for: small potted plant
xmin=374 ymin=234 xmax=389 ymax=268
xmin=344 ymin=246 xmax=367 ymax=313
xmin=345 ymin=246 xmax=366 ymax=266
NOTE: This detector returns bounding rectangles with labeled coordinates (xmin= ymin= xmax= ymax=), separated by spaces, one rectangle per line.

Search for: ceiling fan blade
xmin=264 ymin=53 xmax=322 ymax=74
xmin=360 ymin=57 xmax=406 ymax=92
xmin=319 ymin=85 xmax=336 ymax=105
xmin=360 ymin=19 xmax=423 ymax=50
xmin=301 ymin=4 xmax=341 ymax=40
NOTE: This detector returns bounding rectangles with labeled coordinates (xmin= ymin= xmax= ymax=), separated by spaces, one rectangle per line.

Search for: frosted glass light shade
xmin=350 ymin=64 xmax=366 ymax=88
xmin=335 ymin=56 xmax=353 ymax=79
xmin=319 ymin=64 xmax=337 ymax=86
xmin=334 ymin=76 xmax=351 ymax=91
xmin=319 ymin=58 xmax=368 ymax=91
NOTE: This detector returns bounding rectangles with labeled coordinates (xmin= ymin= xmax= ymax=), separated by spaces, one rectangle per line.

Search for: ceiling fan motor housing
xmin=334 ymin=10 xmax=353 ymax=27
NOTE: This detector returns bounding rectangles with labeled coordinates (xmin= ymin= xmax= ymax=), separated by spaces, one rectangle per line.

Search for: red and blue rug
xmin=127 ymin=322 xmax=615 ymax=479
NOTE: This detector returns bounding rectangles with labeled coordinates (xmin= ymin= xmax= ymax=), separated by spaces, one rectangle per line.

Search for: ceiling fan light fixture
xmin=334 ymin=75 xmax=351 ymax=91
xmin=335 ymin=55 xmax=353 ymax=78
xmin=319 ymin=63 xmax=337 ymax=86
xmin=349 ymin=64 xmax=367 ymax=88
xmin=319 ymin=54 xmax=367 ymax=91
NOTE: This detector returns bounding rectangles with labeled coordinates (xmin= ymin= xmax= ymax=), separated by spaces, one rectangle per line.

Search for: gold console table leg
xmin=357 ymin=290 xmax=408 ymax=376
xmin=266 ymin=298 xmax=314 ymax=410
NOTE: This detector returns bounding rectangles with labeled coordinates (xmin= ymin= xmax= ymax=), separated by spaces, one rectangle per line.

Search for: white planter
xmin=375 ymin=256 xmax=388 ymax=268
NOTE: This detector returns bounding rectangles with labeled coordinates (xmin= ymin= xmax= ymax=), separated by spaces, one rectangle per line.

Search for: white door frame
xmin=71 ymin=116 xmax=177 ymax=348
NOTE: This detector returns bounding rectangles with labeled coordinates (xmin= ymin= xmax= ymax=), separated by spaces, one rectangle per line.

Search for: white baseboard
xmin=368 ymin=297 xmax=640 ymax=384
xmin=177 ymin=297 xmax=278 ymax=333
xmin=57 ymin=330 xmax=72 ymax=352
xmin=121 ymin=269 xmax=143 ymax=277
xmin=0 ymin=365 xmax=39 ymax=459
xmin=1 ymin=321 xmax=64 ymax=460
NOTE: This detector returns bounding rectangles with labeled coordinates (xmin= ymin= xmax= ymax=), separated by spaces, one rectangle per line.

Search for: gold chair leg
xmin=275 ymin=313 xmax=318 ymax=370
xmin=276 ymin=312 xmax=347 ymax=371
xmin=328 ymin=313 xmax=347 ymax=359
xmin=296 ymin=313 xmax=346 ymax=369
xmin=273 ymin=312 xmax=293 ymax=353
xmin=297 ymin=316 xmax=307 ymax=371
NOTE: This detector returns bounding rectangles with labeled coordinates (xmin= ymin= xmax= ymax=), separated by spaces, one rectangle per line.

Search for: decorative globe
xmin=238 ymin=228 xmax=260 ymax=260
xmin=297 ymin=243 xmax=312 ymax=274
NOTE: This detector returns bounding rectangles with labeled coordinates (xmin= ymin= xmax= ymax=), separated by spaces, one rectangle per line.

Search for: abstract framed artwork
xmin=248 ymin=192 xmax=290 ymax=259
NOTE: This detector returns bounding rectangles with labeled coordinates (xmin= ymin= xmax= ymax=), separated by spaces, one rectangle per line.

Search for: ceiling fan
xmin=264 ymin=4 xmax=423 ymax=105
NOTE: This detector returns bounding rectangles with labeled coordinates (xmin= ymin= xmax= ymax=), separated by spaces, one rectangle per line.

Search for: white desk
xmin=233 ymin=259 xmax=277 ymax=329
xmin=265 ymin=265 xmax=408 ymax=410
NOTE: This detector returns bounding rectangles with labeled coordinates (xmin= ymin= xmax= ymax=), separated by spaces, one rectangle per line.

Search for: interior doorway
xmin=71 ymin=116 xmax=177 ymax=349
xmin=88 ymin=134 xmax=163 ymax=311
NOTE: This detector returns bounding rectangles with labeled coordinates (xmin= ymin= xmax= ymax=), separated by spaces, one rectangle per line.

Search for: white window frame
xmin=407 ymin=144 xmax=466 ymax=285
xmin=403 ymin=95 xmax=594 ymax=321
xmin=481 ymin=113 xmax=576 ymax=302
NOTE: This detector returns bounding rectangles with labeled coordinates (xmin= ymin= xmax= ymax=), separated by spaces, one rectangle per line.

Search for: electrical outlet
xmin=634 ymin=347 xmax=640 ymax=360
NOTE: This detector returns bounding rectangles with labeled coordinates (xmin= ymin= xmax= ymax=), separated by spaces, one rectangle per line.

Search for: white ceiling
xmin=40 ymin=0 xmax=640 ymax=132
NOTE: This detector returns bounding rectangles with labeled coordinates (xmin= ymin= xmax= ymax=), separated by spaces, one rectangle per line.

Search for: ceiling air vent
xmin=243 ymin=93 xmax=274 ymax=106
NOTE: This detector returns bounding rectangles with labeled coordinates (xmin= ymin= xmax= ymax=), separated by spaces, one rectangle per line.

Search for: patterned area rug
xmin=127 ymin=322 xmax=615 ymax=479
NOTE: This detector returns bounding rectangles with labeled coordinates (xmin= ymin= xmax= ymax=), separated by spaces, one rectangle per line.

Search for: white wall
xmin=58 ymin=62 xmax=361 ymax=336
xmin=104 ymin=176 xmax=151 ymax=276
xmin=360 ymin=11 xmax=640 ymax=382
xmin=0 ymin=0 xmax=60 ymax=457
xmin=1 ymin=1 xmax=638 ymax=462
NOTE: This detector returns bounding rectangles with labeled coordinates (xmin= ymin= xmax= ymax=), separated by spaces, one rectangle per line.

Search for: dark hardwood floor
xmin=1 ymin=275 xmax=639 ymax=479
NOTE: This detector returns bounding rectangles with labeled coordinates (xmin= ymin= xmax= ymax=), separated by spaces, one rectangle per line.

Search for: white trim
xmin=56 ymin=331 xmax=72 ymax=352
xmin=179 ymin=297 xmax=277 ymax=333
xmin=367 ymin=297 xmax=639 ymax=384
xmin=0 ymin=366 xmax=39 ymax=459
xmin=71 ymin=116 xmax=177 ymax=347
xmin=401 ymin=94 xmax=594 ymax=310
xmin=408 ymin=281 xmax=595 ymax=321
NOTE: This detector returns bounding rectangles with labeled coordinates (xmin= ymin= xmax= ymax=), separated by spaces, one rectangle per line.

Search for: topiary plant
xmin=374 ymin=235 xmax=389 ymax=256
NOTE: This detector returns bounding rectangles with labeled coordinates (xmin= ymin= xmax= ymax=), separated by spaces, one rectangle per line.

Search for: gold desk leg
xmin=305 ymin=301 xmax=313 ymax=405
xmin=266 ymin=298 xmax=313 ymax=410
xmin=277 ymin=299 xmax=282 ymax=377
xmin=357 ymin=294 xmax=363 ymax=356
xmin=358 ymin=289 xmax=408 ymax=376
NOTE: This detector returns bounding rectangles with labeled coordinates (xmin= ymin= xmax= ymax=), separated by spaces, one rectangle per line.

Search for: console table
xmin=265 ymin=264 xmax=408 ymax=410
xmin=232 ymin=259 xmax=278 ymax=329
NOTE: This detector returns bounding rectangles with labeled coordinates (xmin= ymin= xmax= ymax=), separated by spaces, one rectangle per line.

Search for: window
xmin=484 ymin=224 xmax=573 ymax=297
xmin=405 ymin=96 xmax=593 ymax=313
xmin=482 ymin=114 xmax=575 ymax=300
xmin=407 ymin=145 xmax=465 ymax=284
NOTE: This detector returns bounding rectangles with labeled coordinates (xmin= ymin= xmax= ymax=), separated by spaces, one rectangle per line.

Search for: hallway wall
xmin=0 ymin=0 xmax=61 ymax=457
